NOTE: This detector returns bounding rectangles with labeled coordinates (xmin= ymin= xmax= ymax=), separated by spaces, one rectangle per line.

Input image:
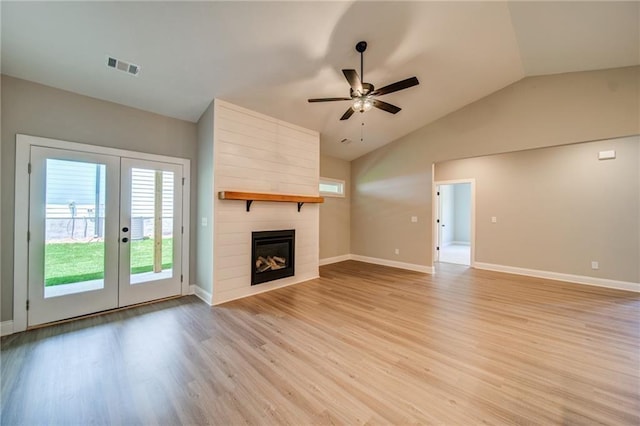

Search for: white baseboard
xmin=213 ymin=273 xmax=320 ymax=306
xmin=350 ymin=254 xmax=434 ymax=274
xmin=319 ymin=254 xmax=352 ymax=266
xmin=191 ymin=284 xmax=213 ymax=306
xmin=319 ymin=253 xmax=434 ymax=274
xmin=1 ymin=320 xmax=14 ymax=337
xmin=474 ymin=262 xmax=640 ymax=293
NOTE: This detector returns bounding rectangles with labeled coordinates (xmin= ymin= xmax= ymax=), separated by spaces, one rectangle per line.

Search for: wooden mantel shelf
xmin=218 ymin=191 xmax=324 ymax=212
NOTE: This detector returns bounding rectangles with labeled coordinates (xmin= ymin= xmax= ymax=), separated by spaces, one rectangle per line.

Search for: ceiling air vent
xmin=106 ymin=56 xmax=141 ymax=76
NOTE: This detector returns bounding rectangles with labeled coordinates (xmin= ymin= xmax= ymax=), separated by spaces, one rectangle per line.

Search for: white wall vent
xmin=106 ymin=56 xmax=140 ymax=76
xmin=598 ymin=150 xmax=616 ymax=160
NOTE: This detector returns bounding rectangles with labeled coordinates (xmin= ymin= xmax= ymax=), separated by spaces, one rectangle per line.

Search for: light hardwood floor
xmin=2 ymin=261 xmax=639 ymax=425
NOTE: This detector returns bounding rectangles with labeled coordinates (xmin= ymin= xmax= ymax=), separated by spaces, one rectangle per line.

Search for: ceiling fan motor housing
xmin=351 ymin=82 xmax=374 ymax=97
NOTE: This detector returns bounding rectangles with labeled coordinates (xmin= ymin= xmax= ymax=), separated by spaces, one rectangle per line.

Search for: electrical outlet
xmin=491 ymin=216 xmax=497 ymax=223
xmin=591 ymin=261 xmax=599 ymax=270
xmin=411 ymin=216 xmax=418 ymax=223
xmin=394 ymin=248 xmax=400 ymax=255
xmin=201 ymin=217 xmax=208 ymax=227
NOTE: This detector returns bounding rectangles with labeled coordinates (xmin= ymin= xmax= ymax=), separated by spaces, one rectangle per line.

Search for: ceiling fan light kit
xmin=352 ymin=97 xmax=373 ymax=112
xmin=308 ymin=41 xmax=419 ymax=121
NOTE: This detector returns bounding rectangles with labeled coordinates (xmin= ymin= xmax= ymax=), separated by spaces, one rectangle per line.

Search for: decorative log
xmin=255 ymin=255 xmax=287 ymax=272
xmin=267 ymin=257 xmax=278 ymax=269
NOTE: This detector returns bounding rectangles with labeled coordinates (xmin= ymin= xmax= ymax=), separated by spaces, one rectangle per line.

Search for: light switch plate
xmin=411 ymin=216 xmax=418 ymax=223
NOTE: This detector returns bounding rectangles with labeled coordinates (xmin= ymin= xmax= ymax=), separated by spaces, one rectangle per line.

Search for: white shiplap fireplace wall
xmin=212 ymin=100 xmax=320 ymax=304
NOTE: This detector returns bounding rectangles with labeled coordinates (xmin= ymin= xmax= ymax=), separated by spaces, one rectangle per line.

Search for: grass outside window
xmin=44 ymin=238 xmax=173 ymax=286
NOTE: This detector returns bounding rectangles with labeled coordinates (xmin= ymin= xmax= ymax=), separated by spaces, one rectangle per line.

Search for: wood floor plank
xmin=2 ymin=261 xmax=639 ymax=425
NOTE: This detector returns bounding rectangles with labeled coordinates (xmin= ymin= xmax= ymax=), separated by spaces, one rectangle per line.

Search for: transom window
xmin=319 ymin=177 xmax=345 ymax=197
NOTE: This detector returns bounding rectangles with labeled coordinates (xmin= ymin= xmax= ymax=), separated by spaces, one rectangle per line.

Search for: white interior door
xmin=28 ymin=146 xmax=120 ymax=326
xmin=436 ymin=186 xmax=442 ymax=262
xmin=118 ymin=158 xmax=183 ymax=306
xmin=27 ymin=148 xmax=184 ymax=326
xmin=434 ymin=182 xmax=473 ymax=266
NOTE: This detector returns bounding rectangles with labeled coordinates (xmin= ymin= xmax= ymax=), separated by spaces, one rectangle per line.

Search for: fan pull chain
xmin=361 ymin=121 xmax=364 ymax=142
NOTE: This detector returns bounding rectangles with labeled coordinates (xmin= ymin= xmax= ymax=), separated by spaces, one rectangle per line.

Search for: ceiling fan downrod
xmin=356 ymin=41 xmax=367 ymax=85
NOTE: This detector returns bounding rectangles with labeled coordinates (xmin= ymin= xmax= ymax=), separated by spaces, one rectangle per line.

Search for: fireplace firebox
xmin=251 ymin=230 xmax=295 ymax=285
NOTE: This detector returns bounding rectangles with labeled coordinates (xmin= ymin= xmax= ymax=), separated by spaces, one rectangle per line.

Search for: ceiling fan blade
xmin=371 ymin=77 xmax=419 ymax=97
xmin=340 ymin=107 xmax=355 ymax=121
xmin=308 ymin=97 xmax=352 ymax=103
xmin=373 ymin=99 xmax=401 ymax=114
xmin=342 ymin=69 xmax=363 ymax=95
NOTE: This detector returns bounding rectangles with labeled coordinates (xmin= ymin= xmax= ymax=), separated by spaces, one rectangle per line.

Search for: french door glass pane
xmin=130 ymin=168 xmax=174 ymax=284
xmin=44 ymin=159 xmax=106 ymax=298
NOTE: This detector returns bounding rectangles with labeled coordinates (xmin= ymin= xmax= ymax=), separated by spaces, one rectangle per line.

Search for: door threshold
xmin=26 ymin=294 xmax=184 ymax=331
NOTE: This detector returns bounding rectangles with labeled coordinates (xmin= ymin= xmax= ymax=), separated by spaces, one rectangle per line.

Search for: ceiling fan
xmin=308 ymin=41 xmax=419 ymax=120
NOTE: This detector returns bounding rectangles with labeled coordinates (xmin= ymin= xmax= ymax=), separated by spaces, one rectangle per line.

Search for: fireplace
xmin=251 ymin=230 xmax=295 ymax=285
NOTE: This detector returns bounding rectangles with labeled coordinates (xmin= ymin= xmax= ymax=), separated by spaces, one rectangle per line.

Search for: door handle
xmin=122 ymin=237 xmax=129 ymax=243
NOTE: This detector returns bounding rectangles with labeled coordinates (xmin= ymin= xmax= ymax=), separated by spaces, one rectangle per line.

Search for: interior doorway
xmin=434 ymin=180 xmax=474 ymax=266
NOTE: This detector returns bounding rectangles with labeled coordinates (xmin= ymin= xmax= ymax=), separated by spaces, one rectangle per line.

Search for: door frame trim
xmin=432 ymin=177 xmax=476 ymax=268
xmin=13 ymin=134 xmax=191 ymax=332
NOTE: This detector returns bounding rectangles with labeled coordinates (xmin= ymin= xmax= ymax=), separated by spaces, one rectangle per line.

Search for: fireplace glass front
xmin=251 ymin=230 xmax=295 ymax=285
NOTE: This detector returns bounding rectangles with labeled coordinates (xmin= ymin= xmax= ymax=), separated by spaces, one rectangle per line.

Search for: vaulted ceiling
xmin=2 ymin=1 xmax=638 ymax=160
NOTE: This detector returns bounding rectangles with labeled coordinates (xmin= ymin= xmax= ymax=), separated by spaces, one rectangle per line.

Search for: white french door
xmin=27 ymin=146 xmax=184 ymax=326
xmin=28 ymin=147 xmax=120 ymax=325
xmin=118 ymin=158 xmax=183 ymax=306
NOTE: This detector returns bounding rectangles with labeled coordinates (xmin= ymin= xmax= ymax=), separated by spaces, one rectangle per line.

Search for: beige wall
xmin=436 ymin=137 xmax=639 ymax=283
xmin=319 ymin=154 xmax=351 ymax=259
xmin=0 ymin=65 xmax=3 ymax=323
xmin=1 ymin=75 xmax=198 ymax=321
xmin=351 ymin=66 xmax=640 ymax=270
xmin=196 ymin=100 xmax=214 ymax=294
